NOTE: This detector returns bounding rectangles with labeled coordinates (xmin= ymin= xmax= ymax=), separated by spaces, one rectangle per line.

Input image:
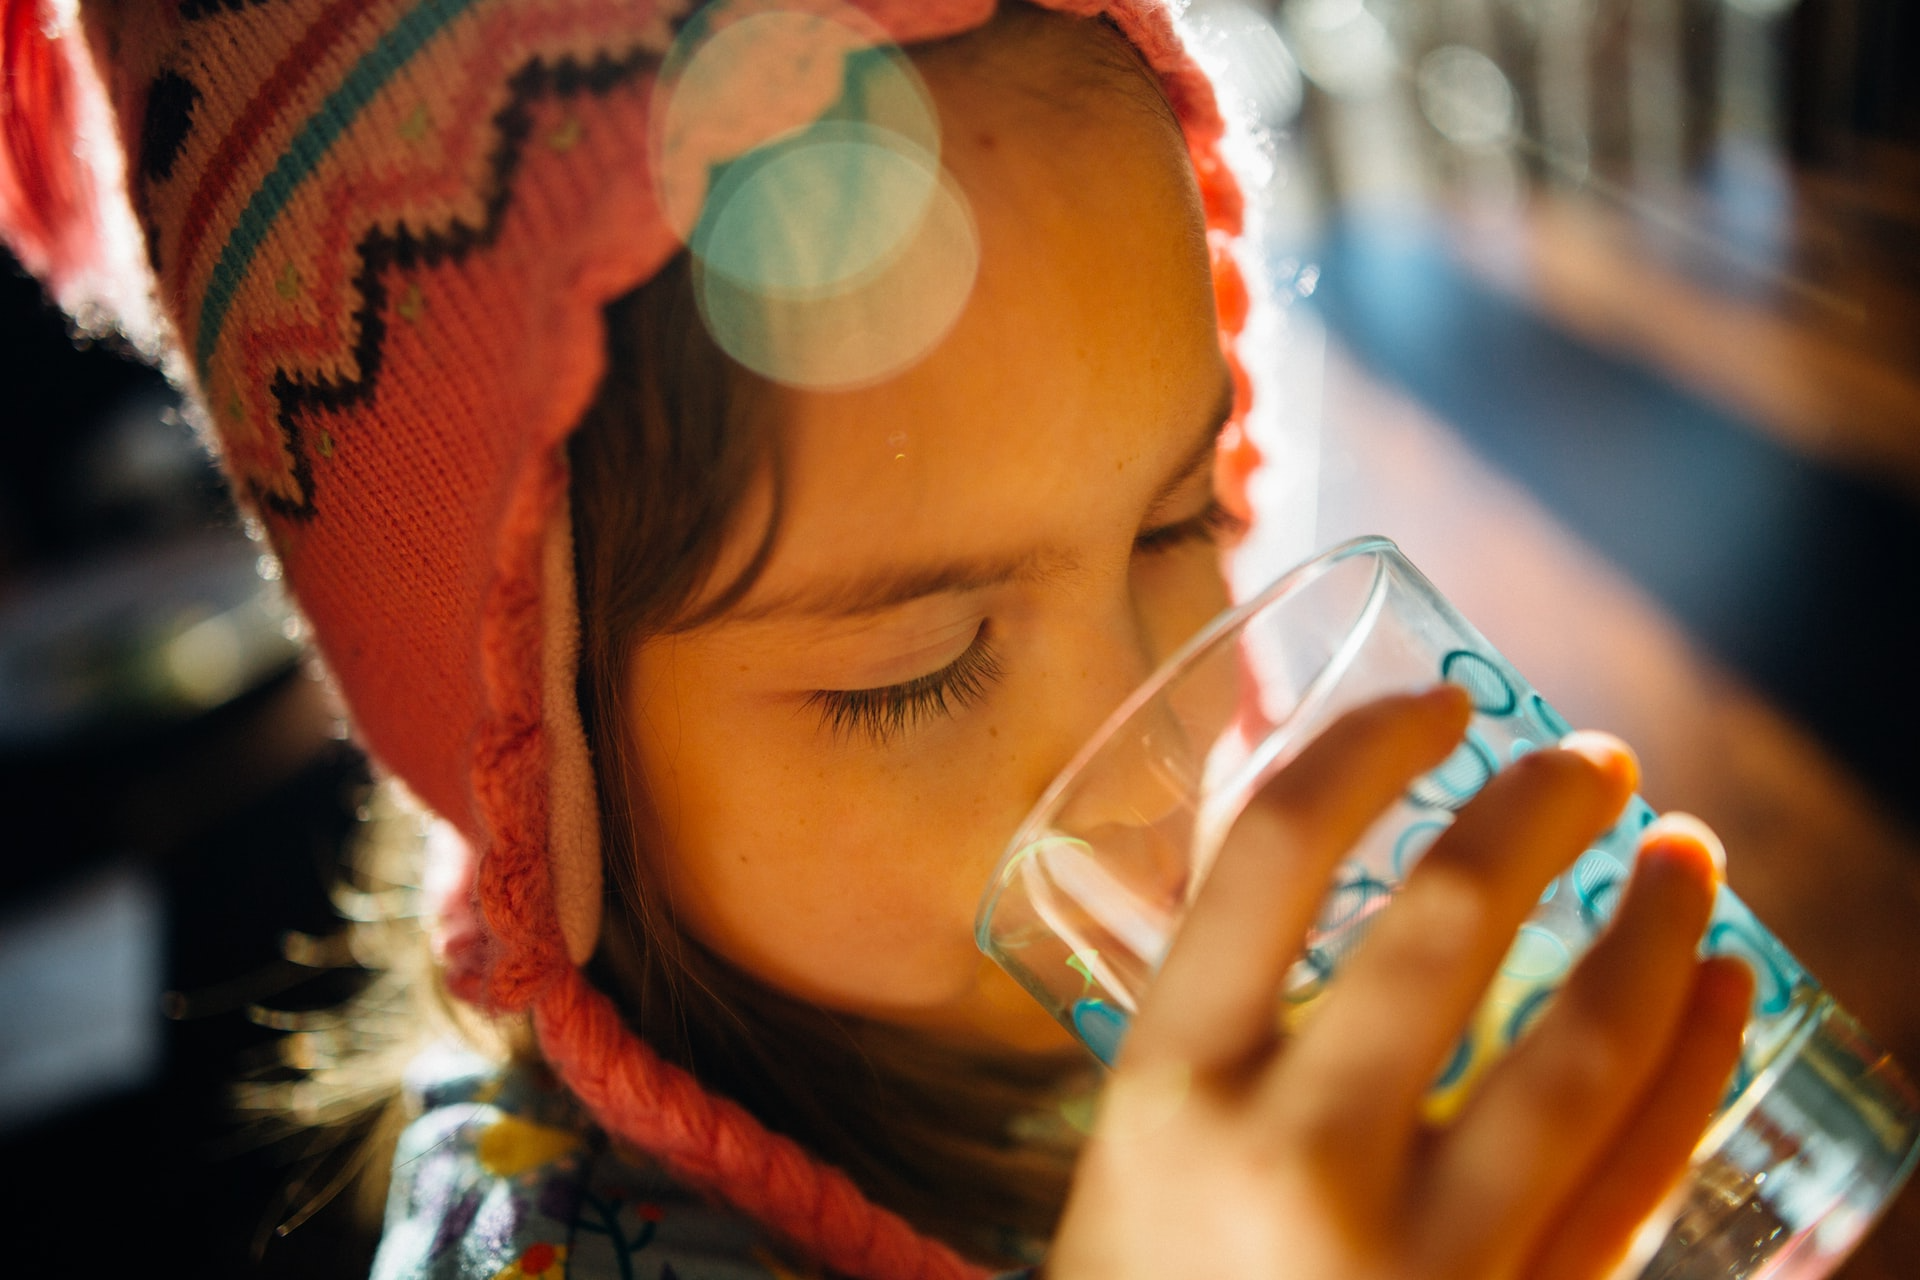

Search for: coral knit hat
xmin=2 ymin=1 xmax=1256 ymax=1274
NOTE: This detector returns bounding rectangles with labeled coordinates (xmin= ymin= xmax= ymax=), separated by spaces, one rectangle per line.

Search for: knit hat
xmin=1 ymin=2 xmax=1255 ymax=1274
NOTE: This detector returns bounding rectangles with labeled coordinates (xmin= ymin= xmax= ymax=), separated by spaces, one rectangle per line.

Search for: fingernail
xmin=1557 ymin=729 xmax=1641 ymax=793
xmin=1641 ymin=811 xmax=1727 ymax=886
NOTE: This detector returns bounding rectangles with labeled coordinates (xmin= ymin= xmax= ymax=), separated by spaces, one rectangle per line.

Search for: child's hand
xmin=1045 ymin=686 xmax=1752 ymax=1280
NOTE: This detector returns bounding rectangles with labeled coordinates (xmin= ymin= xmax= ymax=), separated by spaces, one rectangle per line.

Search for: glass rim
xmin=974 ymin=532 xmax=1404 ymax=953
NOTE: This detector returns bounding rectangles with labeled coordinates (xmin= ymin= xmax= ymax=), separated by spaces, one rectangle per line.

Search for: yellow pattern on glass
xmin=1066 ymin=950 xmax=1100 ymax=994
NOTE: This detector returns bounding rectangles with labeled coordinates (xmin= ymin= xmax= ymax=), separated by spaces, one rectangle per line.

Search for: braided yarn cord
xmin=536 ymin=967 xmax=992 ymax=1280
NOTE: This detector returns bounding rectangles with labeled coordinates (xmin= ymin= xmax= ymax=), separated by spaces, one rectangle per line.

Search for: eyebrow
xmin=1143 ymin=373 xmax=1238 ymax=523
xmin=726 ymin=371 xmax=1239 ymax=625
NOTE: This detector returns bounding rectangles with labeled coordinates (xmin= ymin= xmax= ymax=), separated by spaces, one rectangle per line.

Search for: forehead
xmin=701 ymin=13 xmax=1222 ymax=611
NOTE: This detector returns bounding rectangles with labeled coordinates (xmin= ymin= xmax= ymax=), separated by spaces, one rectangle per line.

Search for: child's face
xmin=624 ymin=25 xmax=1234 ymax=1052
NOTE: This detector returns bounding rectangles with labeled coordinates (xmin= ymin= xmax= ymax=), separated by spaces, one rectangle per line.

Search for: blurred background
xmin=2 ymin=0 xmax=1916 ymax=1274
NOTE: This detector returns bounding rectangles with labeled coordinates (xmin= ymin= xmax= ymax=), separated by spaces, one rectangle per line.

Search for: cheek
xmin=635 ymin=708 xmax=1014 ymax=1014
xmin=1134 ymin=545 xmax=1234 ymax=663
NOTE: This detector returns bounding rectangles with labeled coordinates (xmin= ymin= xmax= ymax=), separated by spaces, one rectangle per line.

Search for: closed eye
xmin=804 ymin=621 xmax=1004 ymax=746
xmin=1134 ymin=497 xmax=1248 ymax=556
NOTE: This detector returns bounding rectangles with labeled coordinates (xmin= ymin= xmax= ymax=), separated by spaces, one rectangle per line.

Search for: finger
xmin=1124 ymin=685 xmax=1472 ymax=1077
xmin=1267 ymin=733 xmax=1638 ymax=1177
xmin=1528 ymin=956 xmax=1753 ymax=1280
xmin=1418 ymin=815 xmax=1725 ymax=1274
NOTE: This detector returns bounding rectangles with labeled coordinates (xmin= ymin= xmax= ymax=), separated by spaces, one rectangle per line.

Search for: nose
xmin=1028 ymin=567 xmax=1232 ymax=794
xmin=1019 ymin=600 xmax=1238 ymax=938
xmin=980 ymin=588 xmax=1240 ymax=1019
xmin=1029 ymin=597 xmax=1180 ymax=809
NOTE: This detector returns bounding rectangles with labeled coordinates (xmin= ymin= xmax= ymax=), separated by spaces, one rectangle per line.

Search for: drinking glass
xmin=977 ymin=535 xmax=1920 ymax=1279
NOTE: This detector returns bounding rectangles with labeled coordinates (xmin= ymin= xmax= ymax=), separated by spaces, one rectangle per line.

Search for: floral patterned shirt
xmin=370 ymin=1043 xmax=1038 ymax=1280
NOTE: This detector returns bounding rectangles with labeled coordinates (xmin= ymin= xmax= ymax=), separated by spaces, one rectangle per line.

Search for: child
xmin=2 ymin=1 xmax=1748 ymax=1276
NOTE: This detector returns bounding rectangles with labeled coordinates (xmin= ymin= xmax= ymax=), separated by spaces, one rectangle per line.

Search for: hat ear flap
xmin=544 ymin=499 xmax=605 ymax=966
xmin=0 ymin=0 xmax=103 ymax=298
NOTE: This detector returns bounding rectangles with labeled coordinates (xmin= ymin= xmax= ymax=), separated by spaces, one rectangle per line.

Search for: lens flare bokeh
xmin=651 ymin=3 xmax=979 ymax=390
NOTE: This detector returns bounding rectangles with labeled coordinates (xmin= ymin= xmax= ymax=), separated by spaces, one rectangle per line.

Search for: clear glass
xmin=977 ymin=534 xmax=1920 ymax=1279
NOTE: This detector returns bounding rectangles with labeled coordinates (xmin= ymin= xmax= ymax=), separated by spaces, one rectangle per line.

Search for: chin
xmin=986 ymin=1009 xmax=1085 ymax=1056
xmin=821 ymin=964 xmax=1077 ymax=1055
xmin=933 ymin=959 xmax=1089 ymax=1056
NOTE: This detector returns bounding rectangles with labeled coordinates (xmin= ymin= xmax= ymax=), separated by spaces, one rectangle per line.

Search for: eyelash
xmin=804 ymin=497 xmax=1244 ymax=746
xmin=1133 ymin=497 xmax=1249 ymax=555
xmin=806 ymin=623 xmax=1004 ymax=746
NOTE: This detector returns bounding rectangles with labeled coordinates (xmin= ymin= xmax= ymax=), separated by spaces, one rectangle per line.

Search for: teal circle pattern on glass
xmin=1503 ymin=924 xmax=1573 ymax=983
xmin=1409 ymin=728 xmax=1498 ymax=810
xmin=1706 ymin=919 xmax=1797 ymax=1016
xmin=1317 ymin=865 xmax=1393 ymax=934
xmin=1392 ymin=819 xmax=1451 ymax=879
xmin=1284 ymin=947 xmax=1335 ymax=1007
xmin=1600 ymin=800 xmax=1658 ymax=847
xmin=1572 ymin=849 xmax=1625 ymax=928
xmin=1505 ymin=983 xmax=1557 ymax=1045
xmin=1442 ymin=649 xmax=1518 ymax=715
xmin=1433 ymin=1029 xmax=1473 ymax=1091
xmin=1527 ymin=692 xmax=1571 ymax=739
xmin=1073 ymin=997 xmax=1129 ymax=1067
